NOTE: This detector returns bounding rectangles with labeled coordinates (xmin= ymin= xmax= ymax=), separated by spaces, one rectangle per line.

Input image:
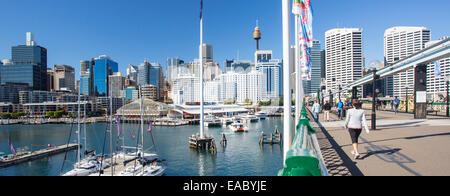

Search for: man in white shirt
xmin=312 ymin=102 xmax=321 ymax=122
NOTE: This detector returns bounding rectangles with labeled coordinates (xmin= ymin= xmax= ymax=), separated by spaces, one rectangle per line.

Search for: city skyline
xmin=0 ymin=0 xmax=449 ymax=81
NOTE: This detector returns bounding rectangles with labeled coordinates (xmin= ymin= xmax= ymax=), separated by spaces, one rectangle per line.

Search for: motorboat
xmin=243 ymin=114 xmax=259 ymax=123
xmin=220 ymin=117 xmax=233 ymax=127
xmin=229 ymin=122 xmax=249 ymax=133
xmin=204 ymin=115 xmax=222 ymax=127
xmin=255 ymin=112 xmax=267 ymax=120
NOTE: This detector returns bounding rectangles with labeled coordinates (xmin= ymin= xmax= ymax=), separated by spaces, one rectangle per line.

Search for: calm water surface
xmin=0 ymin=117 xmax=289 ymax=176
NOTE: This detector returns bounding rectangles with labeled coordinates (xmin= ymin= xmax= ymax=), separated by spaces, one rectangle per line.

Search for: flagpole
xmin=295 ymin=14 xmax=300 ymax=129
xmin=282 ymin=0 xmax=292 ymax=167
xmin=199 ymin=0 xmax=205 ymax=139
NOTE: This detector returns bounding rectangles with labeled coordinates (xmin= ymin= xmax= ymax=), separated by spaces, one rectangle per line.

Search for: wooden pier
xmin=189 ymin=135 xmax=217 ymax=154
xmin=0 ymin=144 xmax=81 ymax=168
xmin=259 ymin=128 xmax=282 ymax=145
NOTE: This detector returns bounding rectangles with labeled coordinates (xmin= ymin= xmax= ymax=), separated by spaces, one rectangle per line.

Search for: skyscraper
xmin=0 ymin=32 xmax=48 ymax=91
xmin=109 ymin=72 xmax=125 ymax=98
xmin=138 ymin=61 xmax=163 ymax=100
xmin=201 ymin=44 xmax=213 ymax=63
xmin=308 ymin=40 xmax=325 ymax=95
xmin=166 ymin=57 xmax=185 ymax=83
xmin=80 ymin=60 xmax=94 ymax=96
xmin=126 ymin=64 xmax=139 ymax=83
xmin=256 ymin=59 xmax=284 ymax=101
xmin=384 ymin=27 xmax=431 ymax=97
xmin=325 ymin=28 xmax=363 ymax=96
xmin=54 ymin=65 xmax=75 ymax=92
xmin=92 ymin=55 xmax=118 ymax=97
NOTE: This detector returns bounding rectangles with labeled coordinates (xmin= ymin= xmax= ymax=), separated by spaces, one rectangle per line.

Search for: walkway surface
xmin=309 ymin=108 xmax=450 ymax=176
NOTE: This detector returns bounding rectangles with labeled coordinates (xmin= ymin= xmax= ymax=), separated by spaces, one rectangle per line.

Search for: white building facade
xmin=384 ymin=26 xmax=431 ymax=97
xmin=325 ymin=28 xmax=364 ymax=96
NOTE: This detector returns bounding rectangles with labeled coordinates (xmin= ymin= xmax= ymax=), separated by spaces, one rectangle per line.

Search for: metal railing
xmin=279 ymin=106 xmax=329 ymax=176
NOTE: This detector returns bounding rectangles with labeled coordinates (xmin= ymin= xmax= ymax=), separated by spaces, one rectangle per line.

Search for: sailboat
xmin=62 ymin=90 xmax=110 ymax=176
xmin=109 ymin=86 xmax=166 ymax=176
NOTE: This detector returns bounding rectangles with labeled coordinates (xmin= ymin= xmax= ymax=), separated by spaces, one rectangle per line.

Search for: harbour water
xmin=0 ymin=117 xmax=287 ymax=176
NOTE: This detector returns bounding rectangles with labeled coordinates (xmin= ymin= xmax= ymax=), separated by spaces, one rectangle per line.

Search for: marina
xmin=0 ymin=117 xmax=285 ymax=176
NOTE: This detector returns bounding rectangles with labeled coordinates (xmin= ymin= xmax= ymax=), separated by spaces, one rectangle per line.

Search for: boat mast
xmin=83 ymin=100 xmax=87 ymax=156
xmin=139 ymin=85 xmax=144 ymax=152
xmin=77 ymin=84 xmax=81 ymax=165
xmin=109 ymin=79 xmax=114 ymax=175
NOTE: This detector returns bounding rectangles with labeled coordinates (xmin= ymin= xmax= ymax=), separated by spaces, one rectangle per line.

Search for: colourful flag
xmin=8 ymin=136 xmax=16 ymax=156
xmin=116 ymin=116 xmax=122 ymax=136
xmin=147 ymin=120 xmax=152 ymax=133
xmin=435 ymin=61 xmax=442 ymax=78
xmin=131 ymin=130 xmax=136 ymax=140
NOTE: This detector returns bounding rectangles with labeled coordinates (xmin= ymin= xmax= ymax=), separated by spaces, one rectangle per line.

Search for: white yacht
xmin=204 ymin=115 xmax=222 ymax=127
xmin=229 ymin=122 xmax=249 ymax=133
xmin=243 ymin=114 xmax=259 ymax=123
xmin=255 ymin=112 xmax=267 ymax=120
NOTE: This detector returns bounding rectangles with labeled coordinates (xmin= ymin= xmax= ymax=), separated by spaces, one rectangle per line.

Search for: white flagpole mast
xmin=199 ymin=0 xmax=205 ymax=139
xmin=295 ymin=14 xmax=300 ymax=129
xmin=282 ymin=0 xmax=292 ymax=166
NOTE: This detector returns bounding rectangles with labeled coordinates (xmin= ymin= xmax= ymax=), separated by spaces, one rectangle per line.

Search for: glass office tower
xmin=1 ymin=45 xmax=48 ymax=91
xmin=92 ymin=55 xmax=118 ymax=97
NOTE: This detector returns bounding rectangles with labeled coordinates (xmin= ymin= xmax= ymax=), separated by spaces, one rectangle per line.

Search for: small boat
xmin=229 ymin=122 xmax=249 ymax=133
xmin=255 ymin=112 xmax=267 ymax=120
xmin=243 ymin=114 xmax=259 ymax=123
xmin=204 ymin=115 xmax=222 ymax=127
xmin=63 ymin=155 xmax=111 ymax=176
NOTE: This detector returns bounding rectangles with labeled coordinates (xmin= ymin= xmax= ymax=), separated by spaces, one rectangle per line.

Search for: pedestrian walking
xmin=394 ymin=97 xmax=400 ymax=114
xmin=312 ymin=101 xmax=321 ymax=122
xmin=344 ymin=101 xmax=370 ymax=159
xmin=323 ymin=101 xmax=331 ymax=122
xmin=337 ymin=101 xmax=344 ymax=120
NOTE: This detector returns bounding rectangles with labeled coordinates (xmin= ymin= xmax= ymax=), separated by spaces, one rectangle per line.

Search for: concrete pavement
xmin=309 ymin=108 xmax=450 ymax=176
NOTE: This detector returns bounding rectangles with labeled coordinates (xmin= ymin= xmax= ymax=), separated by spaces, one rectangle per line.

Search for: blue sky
xmin=0 ymin=0 xmax=449 ymax=80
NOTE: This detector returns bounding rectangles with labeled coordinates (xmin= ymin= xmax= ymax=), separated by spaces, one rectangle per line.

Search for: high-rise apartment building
xmin=0 ymin=33 xmax=48 ymax=91
xmin=109 ymin=72 xmax=125 ymax=98
xmin=54 ymin=65 xmax=75 ymax=92
xmin=384 ymin=26 xmax=431 ymax=97
xmin=325 ymin=28 xmax=364 ymax=96
xmin=256 ymin=59 xmax=283 ymax=101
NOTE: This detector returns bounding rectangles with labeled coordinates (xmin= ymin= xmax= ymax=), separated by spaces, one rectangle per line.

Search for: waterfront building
xmin=384 ymin=26 xmax=431 ymax=97
xmin=23 ymin=102 xmax=93 ymax=117
xmin=0 ymin=33 xmax=48 ymax=91
xmin=97 ymin=97 xmax=125 ymax=115
xmin=19 ymin=91 xmax=58 ymax=104
xmin=0 ymin=83 xmax=31 ymax=104
xmin=219 ymin=69 xmax=264 ymax=104
xmin=92 ymin=55 xmax=118 ymax=97
xmin=109 ymin=72 xmax=125 ymax=98
xmin=325 ymin=28 xmax=364 ymax=97
xmin=256 ymin=59 xmax=283 ymax=101
xmin=426 ymin=38 xmax=450 ymax=98
xmin=172 ymin=74 xmax=200 ymax=105
xmin=54 ymin=65 xmax=75 ymax=92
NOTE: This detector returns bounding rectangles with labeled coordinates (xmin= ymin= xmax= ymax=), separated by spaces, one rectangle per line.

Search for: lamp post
xmin=446 ymin=76 xmax=450 ymax=117
xmin=406 ymin=86 xmax=409 ymax=113
xmin=372 ymin=68 xmax=379 ymax=130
